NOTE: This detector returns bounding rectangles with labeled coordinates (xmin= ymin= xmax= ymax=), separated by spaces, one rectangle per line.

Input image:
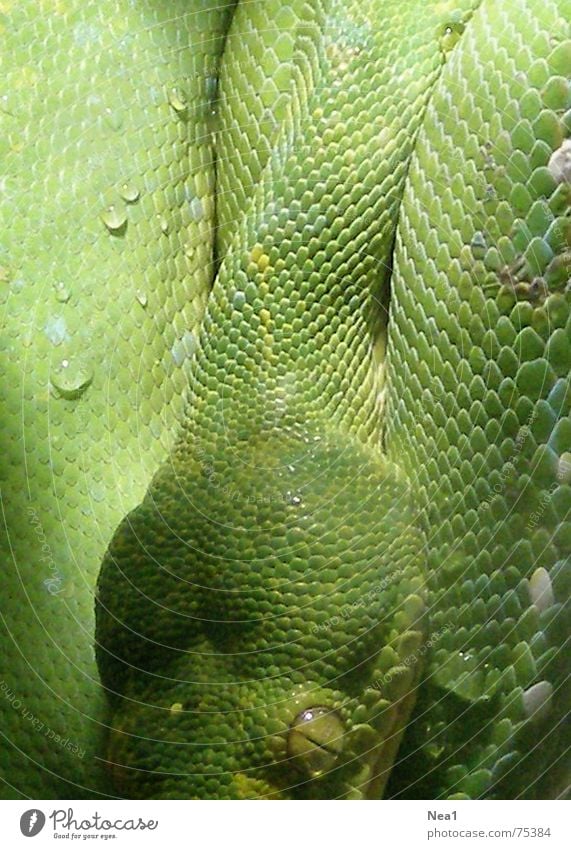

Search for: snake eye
xmin=287 ymin=707 xmax=345 ymax=777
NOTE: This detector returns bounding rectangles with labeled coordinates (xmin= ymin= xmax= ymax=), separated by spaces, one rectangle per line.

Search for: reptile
xmin=0 ymin=0 xmax=570 ymax=800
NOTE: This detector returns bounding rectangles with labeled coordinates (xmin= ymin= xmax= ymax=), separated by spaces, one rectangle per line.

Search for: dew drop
xmin=120 ymin=181 xmax=140 ymax=203
xmin=136 ymin=291 xmax=148 ymax=308
xmin=157 ymin=214 xmax=169 ymax=234
xmin=189 ymin=195 xmax=204 ymax=221
xmin=470 ymin=231 xmax=487 ymax=259
xmin=548 ymin=139 xmax=571 ymax=184
xmin=51 ymin=357 xmax=93 ymax=399
xmin=205 ymin=74 xmax=218 ymax=104
xmin=557 ymin=451 xmax=571 ymax=484
xmin=44 ymin=316 xmax=68 ymax=346
xmin=522 ymin=680 xmax=553 ymax=721
xmin=171 ymin=331 xmax=196 ymax=366
xmin=233 ymin=290 xmax=246 ymax=310
xmin=0 ymin=93 xmax=14 ymax=116
xmin=483 ymin=185 xmax=496 ymax=210
xmin=149 ymin=418 xmax=162 ymax=440
xmin=53 ymin=281 xmax=71 ymax=303
xmin=168 ymin=86 xmax=188 ymax=114
xmin=183 ymin=241 xmax=195 ymax=259
xmin=439 ymin=21 xmax=465 ymax=55
xmin=528 ymin=567 xmax=554 ymax=613
xmin=90 ymin=484 xmax=106 ymax=503
xmin=286 ymin=491 xmax=303 ymax=506
xmin=103 ymin=107 xmax=123 ymax=132
xmin=101 ymin=203 xmax=127 ymax=233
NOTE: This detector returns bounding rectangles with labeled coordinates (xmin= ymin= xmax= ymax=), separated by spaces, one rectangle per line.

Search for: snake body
xmin=1 ymin=0 xmax=570 ymax=799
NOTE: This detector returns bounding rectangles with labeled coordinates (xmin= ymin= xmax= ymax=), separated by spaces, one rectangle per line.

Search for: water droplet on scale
xmin=205 ymin=74 xmax=218 ymax=104
xmin=171 ymin=331 xmax=196 ymax=366
xmin=120 ymin=182 xmax=140 ymax=203
xmin=90 ymin=484 xmax=106 ymax=503
xmin=51 ymin=357 xmax=93 ymax=399
xmin=233 ymin=290 xmax=246 ymax=310
xmin=0 ymin=93 xmax=14 ymax=116
xmin=53 ymin=282 xmax=71 ymax=303
xmin=439 ymin=21 xmax=465 ymax=55
xmin=189 ymin=196 xmax=204 ymax=221
xmin=101 ymin=203 xmax=127 ymax=233
xmin=168 ymin=86 xmax=188 ymax=114
xmin=286 ymin=491 xmax=303 ymax=507
xmin=103 ymin=107 xmax=123 ymax=132
xmin=558 ymin=452 xmax=571 ymax=484
xmin=44 ymin=316 xmax=67 ymax=346
xmin=136 ymin=290 xmax=148 ymax=307
xmin=470 ymin=231 xmax=487 ymax=259
xmin=157 ymin=214 xmax=169 ymax=234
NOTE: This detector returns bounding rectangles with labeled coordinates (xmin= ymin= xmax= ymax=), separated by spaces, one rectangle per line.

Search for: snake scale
xmin=1 ymin=0 xmax=570 ymax=799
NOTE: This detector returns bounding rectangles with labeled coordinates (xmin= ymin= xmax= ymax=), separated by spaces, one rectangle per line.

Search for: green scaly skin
xmin=1 ymin=0 xmax=570 ymax=799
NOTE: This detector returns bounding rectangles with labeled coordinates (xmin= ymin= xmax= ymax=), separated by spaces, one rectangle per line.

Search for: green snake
xmin=1 ymin=0 xmax=570 ymax=800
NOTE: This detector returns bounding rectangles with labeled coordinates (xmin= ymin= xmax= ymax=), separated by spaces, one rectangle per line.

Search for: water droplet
xmin=157 ymin=214 xmax=169 ymax=234
xmin=44 ymin=316 xmax=68 ymax=346
xmin=101 ymin=203 xmax=127 ymax=233
xmin=557 ymin=451 xmax=571 ymax=484
xmin=53 ymin=281 xmax=71 ymax=303
xmin=470 ymin=231 xmax=487 ymax=259
xmin=171 ymin=331 xmax=196 ymax=366
xmin=51 ymin=357 xmax=93 ymax=399
xmin=189 ymin=196 xmax=204 ymax=221
xmin=233 ymin=290 xmax=246 ymax=310
xmin=483 ymin=184 xmax=496 ymax=211
xmin=548 ymin=138 xmax=571 ymax=184
xmin=120 ymin=181 xmax=140 ymax=203
xmin=207 ymin=108 xmax=219 ymax=137
xmin=528 ymin=567 xmax=554 ymax=613
xmin=168 ymin=86 xmax=188 ymax=114
xmin=103 ymin=107 xmax=123 ymax=132
xmin=205 ymin=74 xmax=218 ymax=104
xmin=136 ymin=290 xmax=148 ymax=307
xmin=286 ymin=491 xmax=303 ymax=506
xmin=73 ymin=22 xmax=100 ymax=47
xmin=149 ymin=418 xmax=162 ymax=440
xmin=439 ymin=21 xmax=465 ymax=54
xmin=522 ymin=680 xmax=553 ymax=721
xmin=90 ymin=484 xmax=106 ymax=503
xmin=0 ymin=93 xmax=14 ymax=116
xmin=183 ymin=240 xmax=195 ymax=259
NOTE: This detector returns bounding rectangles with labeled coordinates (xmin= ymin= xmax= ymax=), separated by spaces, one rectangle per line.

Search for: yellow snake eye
xmin=287 ymin=707 xmax=345 ymax=778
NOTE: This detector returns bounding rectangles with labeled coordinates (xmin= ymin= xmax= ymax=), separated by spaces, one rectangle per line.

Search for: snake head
xmin=96 ymin=416 xmax=427 ymax=798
